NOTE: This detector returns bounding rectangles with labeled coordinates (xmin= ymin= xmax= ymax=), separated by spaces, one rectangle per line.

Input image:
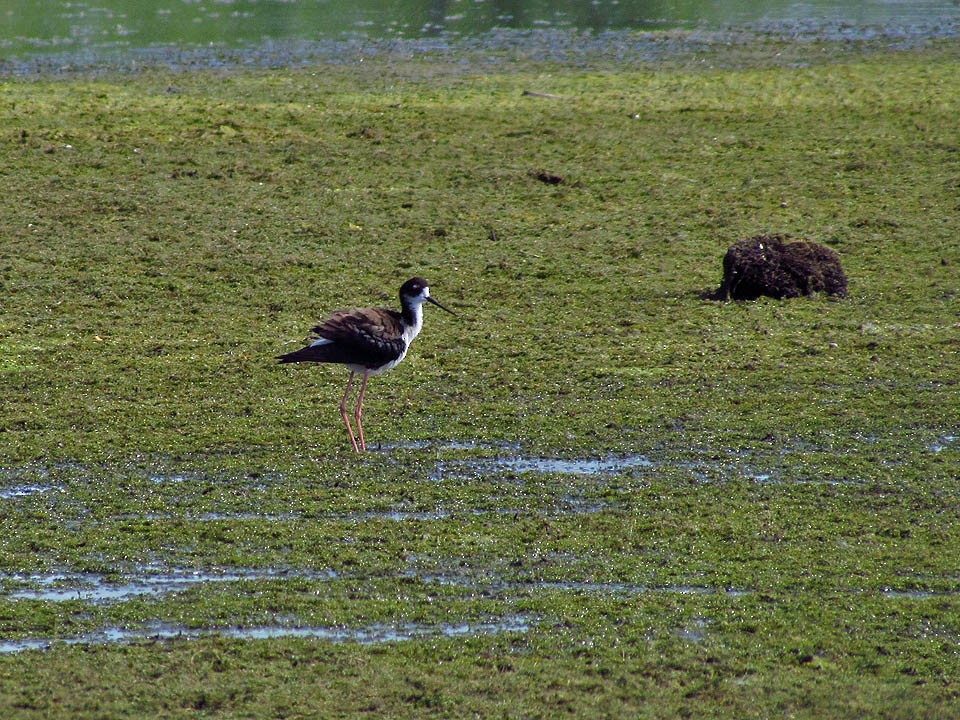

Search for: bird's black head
xmin=400 ymin=277 xmax=429 ymax=298
xmin=399 ymin=277 xmax=456 ymax=316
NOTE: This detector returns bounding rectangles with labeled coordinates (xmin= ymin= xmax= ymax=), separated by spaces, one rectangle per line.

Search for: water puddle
xmin=0 ymin=484 xmax=61 ymax=499
xmin=3 ymin=567 xmax=336 ymax=604
xmin=148 ymin=473 xmax=193 ymax=484
xmin=374 ymin=440 xmax=501 ymax=452
xmin=882 ymin=589 xmax=959 ymax=599
xmin=191 ymin=512 xmax=300 ymax=521
xmin=745 ymin=471 xmax=861 ymax=486
xmin=131 ymin=510 xmax=455 ymax=523
xmin=223 ymin=615 xmax=531 ymax=643
xmin=342 ymin=509 xmax=453 ymax=522
xmin=0 ymin=615 xmax=532 ymax=654
xmin=930 ymin=435 xmax=958 ymax=453
xmin=433 ymin=454 xmax=653 ymax=480
xmin=674 ymin=617 xmax=710 ymax=643
xmin=493 ymin=455 xmax=654 ymax=475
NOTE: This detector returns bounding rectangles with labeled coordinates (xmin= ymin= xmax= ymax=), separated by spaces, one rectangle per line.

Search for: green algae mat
xmin=1 ymin=40 xmax=959 ymax=718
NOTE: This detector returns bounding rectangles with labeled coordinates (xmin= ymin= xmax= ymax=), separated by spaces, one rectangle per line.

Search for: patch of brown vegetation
xmin=718 ymin=234 xmax=848 ymax=300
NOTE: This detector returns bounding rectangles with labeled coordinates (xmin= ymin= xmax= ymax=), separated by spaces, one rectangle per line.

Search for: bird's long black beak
xmin=428 ymin=296 xmax=457 ymax=317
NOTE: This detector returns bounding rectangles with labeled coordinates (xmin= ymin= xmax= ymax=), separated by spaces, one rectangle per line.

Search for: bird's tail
xmin=276 ymin=346 xmax=325 ymax=363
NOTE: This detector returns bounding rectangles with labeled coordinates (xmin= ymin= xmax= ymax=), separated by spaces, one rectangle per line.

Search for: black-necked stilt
xmin=277 ymin=277 xmax=455 ymax=452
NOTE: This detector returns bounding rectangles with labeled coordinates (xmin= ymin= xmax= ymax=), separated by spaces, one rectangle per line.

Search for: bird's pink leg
xmin=339 ymin=372 xmax=360 ymax=453
xmin=354 ymin=369 xmax=372 ymax=451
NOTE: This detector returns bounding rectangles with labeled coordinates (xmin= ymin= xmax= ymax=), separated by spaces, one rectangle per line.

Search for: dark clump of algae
xmin=1 ymin=36 xmax=960 ymax=719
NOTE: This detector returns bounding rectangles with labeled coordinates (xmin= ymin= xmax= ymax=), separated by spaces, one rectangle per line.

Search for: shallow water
xmin=432 ymin=453 xmax=654 ymax=481
xmin=487 ymin=455 xmax=655 ymax=475
xmin=930 ymin=435 xmax=958 ymax=453
xmin=2 ymin=566 xmax=747 ymax=605
xmin=2 ymin=434 xmax=957 ymax=654
xmin=4 ymin=0 xmax=957 ymax=57
xmin=3 ymin=570 xmax=945 ymax=654
xmin=2 ymin=557 xmax=953 ymax=653
xmin=2 ymin=0 xmax=958 ymax=73
xmin=0 ymin=484 xmax=61 ymax=499
xmin=0 ymin=615 xmax=533 ymax=654
xmin=4 ymin=567 xmax=337 ymax=604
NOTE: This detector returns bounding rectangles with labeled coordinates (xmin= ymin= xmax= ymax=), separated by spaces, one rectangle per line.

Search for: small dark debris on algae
xmin=531 ymin=169 xmax=564 ymax=185
xmin=522 ymin=89 xmax=567 ymax=99
xmin=347 ymin=126 xmax=382 ymax=141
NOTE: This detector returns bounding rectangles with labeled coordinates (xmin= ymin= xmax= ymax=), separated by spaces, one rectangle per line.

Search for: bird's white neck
xmin=401 ymin=302 xmax=424 ymax=345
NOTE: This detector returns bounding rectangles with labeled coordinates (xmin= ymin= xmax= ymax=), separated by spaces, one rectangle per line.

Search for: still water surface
xmin=3 ymin=0 xmax=959 ymax=61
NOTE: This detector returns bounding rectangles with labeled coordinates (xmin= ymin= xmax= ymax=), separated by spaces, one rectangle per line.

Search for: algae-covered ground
xmin=1 ymin=36 xmax=959 ymax=718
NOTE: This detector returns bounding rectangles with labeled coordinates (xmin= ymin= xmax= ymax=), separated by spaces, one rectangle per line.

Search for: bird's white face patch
xmin=406 ymin=285 xmax=431 ymax=308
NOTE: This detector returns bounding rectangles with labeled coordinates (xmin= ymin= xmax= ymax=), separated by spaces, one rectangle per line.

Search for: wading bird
xmin=277 ymin=277 xmax=455 ymax=452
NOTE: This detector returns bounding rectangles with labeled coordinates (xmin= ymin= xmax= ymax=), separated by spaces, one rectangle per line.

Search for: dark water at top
xmin=2 ymin=0 xmax=958 ymax=69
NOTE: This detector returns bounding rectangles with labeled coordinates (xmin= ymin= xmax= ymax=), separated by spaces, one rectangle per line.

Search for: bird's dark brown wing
xmin=277 ymin=307 xmax=405 ymax=366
